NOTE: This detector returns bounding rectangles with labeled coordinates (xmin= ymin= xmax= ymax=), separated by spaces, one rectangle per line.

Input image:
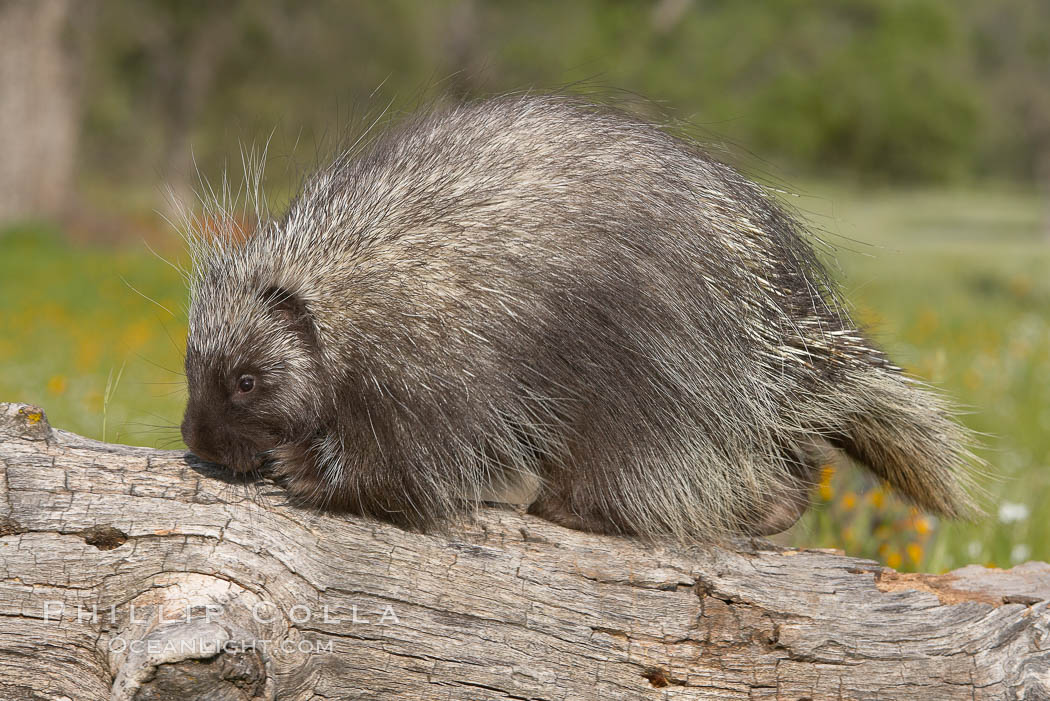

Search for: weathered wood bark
xmin=1 ymin=401 xmax=1048 ymax=700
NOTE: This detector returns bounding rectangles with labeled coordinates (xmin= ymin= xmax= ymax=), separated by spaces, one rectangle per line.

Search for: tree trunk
xmin=1 ymin=401 xmax=1048 ymax=701
xmin=0 ymin=0 xmax=84 ymax=223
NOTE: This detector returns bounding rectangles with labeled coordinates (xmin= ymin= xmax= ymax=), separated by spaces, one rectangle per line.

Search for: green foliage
xmin=80 ymin=0 xmax=1050 ymax=190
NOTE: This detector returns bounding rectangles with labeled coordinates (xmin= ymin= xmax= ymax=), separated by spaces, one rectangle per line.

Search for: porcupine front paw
xmin=267 ymin=440 xmax=437 ymax=530
xmin=268 ymin=442 xmax=330 ymax=506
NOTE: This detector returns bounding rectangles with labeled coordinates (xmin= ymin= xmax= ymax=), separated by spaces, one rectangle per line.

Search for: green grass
xmin=0 ymin=224 xmax=188 ymax=449
xmin=1 ymin=183 xmax=1047 ymax=572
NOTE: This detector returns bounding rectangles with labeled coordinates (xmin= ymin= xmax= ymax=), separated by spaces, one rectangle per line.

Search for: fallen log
xmin=0 ymin=401 xmax=1047 ymax=700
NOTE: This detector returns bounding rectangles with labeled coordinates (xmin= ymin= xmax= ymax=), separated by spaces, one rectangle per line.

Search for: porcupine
xmin=179 ymin=94 xmax=980 ymax=539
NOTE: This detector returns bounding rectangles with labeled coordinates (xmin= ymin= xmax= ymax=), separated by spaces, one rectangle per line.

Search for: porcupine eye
xmin=237 ymin=375 xmax=255 ymax=393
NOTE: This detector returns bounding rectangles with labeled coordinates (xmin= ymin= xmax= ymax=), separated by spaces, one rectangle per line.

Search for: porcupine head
xmin=180 ymin=231 xmax=324 ymax=489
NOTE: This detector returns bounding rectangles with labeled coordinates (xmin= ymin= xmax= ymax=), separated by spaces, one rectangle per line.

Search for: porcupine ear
xmin=262 ymin=286 xmax=319 ymax=349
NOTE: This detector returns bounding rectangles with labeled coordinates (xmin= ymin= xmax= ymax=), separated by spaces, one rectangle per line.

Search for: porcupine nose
xmin=181 ymin=413 xmax=222 ymax=464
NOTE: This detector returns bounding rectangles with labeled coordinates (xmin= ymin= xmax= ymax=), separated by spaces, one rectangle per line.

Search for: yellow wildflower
xmin=914 ymin=517 xmax=931 ymax=536
xmin=47 ymin=375 xmax=67 ymax=396
xmin=817 ymin=464 xmax=835 ymax=501
xmin=870 ymin=489 xmax=885 ymax=509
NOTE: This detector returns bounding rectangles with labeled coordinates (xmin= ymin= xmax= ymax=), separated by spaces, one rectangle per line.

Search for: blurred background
xmin=1 ymin=0 xmax=1047 ymax=572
